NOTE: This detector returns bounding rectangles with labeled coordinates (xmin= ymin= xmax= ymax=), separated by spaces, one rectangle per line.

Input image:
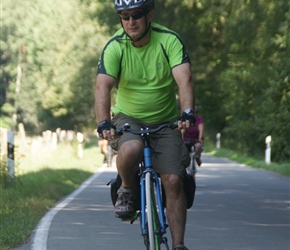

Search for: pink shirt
xmin=183 ymin=115 xmax=204 ymax=143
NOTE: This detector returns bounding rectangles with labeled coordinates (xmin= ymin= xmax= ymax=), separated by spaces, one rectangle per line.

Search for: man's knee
xmin=162 ymin=174 xmax=183 ymax=193
xmin=119 ymin=140 xmax=143 ymax=158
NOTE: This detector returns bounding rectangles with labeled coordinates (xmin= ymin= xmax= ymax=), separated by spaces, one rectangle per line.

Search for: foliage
xmin=1 ymin=0 xmax=109 ymax=133
xmin=154 ymin=0 xmax=290 ymax=162
xmin=1 ymin=0 xmax=289 ymax=162
xmin=0 ymin=158 xmax=8 ymax=188
xmin=217 ymin=0 xmax=290 ymax=162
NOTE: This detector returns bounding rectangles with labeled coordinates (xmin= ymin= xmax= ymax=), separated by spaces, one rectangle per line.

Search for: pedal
xmin=161 ymin=237 xmax=170 ymax=250
xmin=121 ymin=212 xmax=139 ymax=223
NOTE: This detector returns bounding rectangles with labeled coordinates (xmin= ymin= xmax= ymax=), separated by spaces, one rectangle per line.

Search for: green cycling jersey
xmin=97 ymin=22 xmax=190 ymax=124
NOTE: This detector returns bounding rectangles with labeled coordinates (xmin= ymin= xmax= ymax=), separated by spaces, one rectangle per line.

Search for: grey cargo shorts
xmin=109 ymin=113 xmax=190 ymax=178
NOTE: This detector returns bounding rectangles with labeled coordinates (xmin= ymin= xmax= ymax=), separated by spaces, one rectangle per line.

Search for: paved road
xmin=14 ymin=154 xmax=290 ymax=250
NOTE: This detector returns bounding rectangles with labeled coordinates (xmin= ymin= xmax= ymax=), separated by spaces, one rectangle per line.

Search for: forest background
xmin=1 ymin=0 xmax=289 ymax=163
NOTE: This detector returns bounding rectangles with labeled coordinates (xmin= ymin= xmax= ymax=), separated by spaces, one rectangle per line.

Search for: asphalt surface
xmin=14 ymin=154 xmax=290 ymax=250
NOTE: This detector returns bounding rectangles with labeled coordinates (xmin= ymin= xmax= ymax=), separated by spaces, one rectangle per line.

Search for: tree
xmin=1 ymin=0 xmax=288 ymax=161
xmin=1 ymin=0 xmax=109 ymax=133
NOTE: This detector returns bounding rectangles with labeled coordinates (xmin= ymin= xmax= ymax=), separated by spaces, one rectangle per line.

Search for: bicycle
xmin=114 ymin=121 xmax=178 ymax=250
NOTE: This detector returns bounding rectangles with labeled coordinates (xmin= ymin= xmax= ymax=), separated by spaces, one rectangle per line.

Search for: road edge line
xmin=31 ymin=165 xmax=107 ymax=250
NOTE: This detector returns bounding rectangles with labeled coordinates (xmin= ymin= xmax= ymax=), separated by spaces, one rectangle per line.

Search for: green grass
xmin=0 ymin=135 xmax=104 ymax=250
xmin=204 ymin=141 xmax=290 ymax=177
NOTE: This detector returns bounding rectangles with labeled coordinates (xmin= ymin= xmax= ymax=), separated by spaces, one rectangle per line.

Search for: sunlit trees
xmin=1 ymin=0 xmax=289 ymax=161
xmin=1 ymin=0 xmax=108 ymax=133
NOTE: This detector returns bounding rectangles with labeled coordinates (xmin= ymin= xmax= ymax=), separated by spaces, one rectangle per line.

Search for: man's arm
xmin=172 ymin=63 xmax=195 ymax=129
xmin=172 ymin=63 xmax=194 ymax=112
xmin=95 ymin=73 xmax=116 ymax=123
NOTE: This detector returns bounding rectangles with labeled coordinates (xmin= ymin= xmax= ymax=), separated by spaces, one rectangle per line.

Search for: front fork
xmin=140 ymin=147 xmax=167 ymax=236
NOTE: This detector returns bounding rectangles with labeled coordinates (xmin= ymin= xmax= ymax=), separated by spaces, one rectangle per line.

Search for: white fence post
xmin=265 ymin=135 xmax=271 ymax=165
xmin=216 ymin=133 xmax=221 ymax=149
xmin=66 ymin=130 xmax=75 ymax=142
xmin=52 ymin=132 xmax=57 ymax=150
xmin=7 ymin=130 xmax=15 ymax=181
xmin=77 ymin=132 xmax=83 ymax=158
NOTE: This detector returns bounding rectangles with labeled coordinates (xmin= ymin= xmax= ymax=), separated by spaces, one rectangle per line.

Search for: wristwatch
xmin=183 ymin=108 xmax=194 ymax=114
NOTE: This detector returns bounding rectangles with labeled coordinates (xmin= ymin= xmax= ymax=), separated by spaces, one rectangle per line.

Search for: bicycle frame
xmin=116 ymin=122 xmax=177 ymax=250
xmin=140 ymin=139 xmax=167 ymax=238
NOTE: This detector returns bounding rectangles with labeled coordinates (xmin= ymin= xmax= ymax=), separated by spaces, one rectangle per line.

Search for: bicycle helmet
xmin=114 ymin=0 xmax=155 ymax=13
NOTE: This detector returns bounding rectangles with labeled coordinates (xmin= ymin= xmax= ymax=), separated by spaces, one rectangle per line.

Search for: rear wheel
xmin=145 ymin=172 xmax=161 ymax=250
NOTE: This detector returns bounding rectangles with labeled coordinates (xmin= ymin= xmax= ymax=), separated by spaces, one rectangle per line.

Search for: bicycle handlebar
xmin=115 ymin=121 xmax=178 ymax=136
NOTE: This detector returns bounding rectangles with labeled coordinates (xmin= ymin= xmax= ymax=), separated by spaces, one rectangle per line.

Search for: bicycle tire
xmin=145 ymin=172 xmax=161 ymax=250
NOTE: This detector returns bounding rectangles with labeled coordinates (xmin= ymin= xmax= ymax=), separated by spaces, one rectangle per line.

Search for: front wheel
xmin=145 ymin=172 xmax=161 ymax=250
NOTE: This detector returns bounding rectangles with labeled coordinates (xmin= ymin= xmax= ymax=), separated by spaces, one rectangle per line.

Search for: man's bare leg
xmin=161 ymin=174 xmax=187 ymax=248
xmin=116 ymin=140 xmax=143 ymax=187
xmin=114 ymin=140 xmax=143 ymax=218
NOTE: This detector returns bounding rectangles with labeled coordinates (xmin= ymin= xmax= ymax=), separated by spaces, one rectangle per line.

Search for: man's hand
xmin=178 ymin=109 xmax=196 ymax=130
xmin=97 ymin=120 xmax=116 ymax=139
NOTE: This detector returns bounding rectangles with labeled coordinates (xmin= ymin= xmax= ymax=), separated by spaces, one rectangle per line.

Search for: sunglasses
xmin=119 ymin=11 xmax=146 ymax=21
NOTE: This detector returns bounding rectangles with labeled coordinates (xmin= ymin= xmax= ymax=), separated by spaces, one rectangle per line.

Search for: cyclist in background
xmin=182 ymin=105 xmax=204 ymax=167
xmin=95 ymin=1 xmax=195 ymax=249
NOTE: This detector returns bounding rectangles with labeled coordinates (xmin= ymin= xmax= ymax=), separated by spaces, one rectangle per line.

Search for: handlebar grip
xmin=170 ymin=121 xmax=178 ymax=129
xmin=115 ymin=128 xmax=123 ymax=135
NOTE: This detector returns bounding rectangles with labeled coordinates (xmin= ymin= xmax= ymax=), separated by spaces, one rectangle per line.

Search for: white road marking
xmin=31 ymin=165 xmax=107 ymax=250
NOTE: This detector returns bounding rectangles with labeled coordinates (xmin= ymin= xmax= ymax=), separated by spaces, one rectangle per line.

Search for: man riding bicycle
xmin=95 ymin=1 xmax=195 ymax=249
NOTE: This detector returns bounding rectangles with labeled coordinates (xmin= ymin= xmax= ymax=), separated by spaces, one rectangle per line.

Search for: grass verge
xmin=0 ymin=135 xmax=104 ymax=250
xmin=204 ymin=141 xmax=290 ymax=177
